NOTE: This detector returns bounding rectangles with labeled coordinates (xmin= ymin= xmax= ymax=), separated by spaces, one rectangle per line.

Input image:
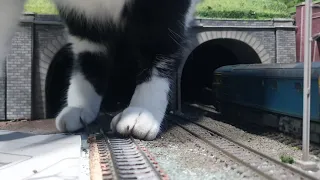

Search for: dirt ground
xmin=0 ymin=119 xmax=59 ymax=134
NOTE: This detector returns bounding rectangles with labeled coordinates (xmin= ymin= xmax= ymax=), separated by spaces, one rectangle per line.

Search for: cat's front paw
xmin=110 ymin=107 xmax=161 ymax=140
xmin=55 ymin=106 xmax=98 ymax=132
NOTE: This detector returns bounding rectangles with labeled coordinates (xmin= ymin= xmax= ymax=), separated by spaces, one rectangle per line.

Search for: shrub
xmin=196 ymin=0 xmax=290 ymax=19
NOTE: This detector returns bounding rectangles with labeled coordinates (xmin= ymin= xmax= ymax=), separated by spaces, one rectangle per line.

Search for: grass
xmin=23 ymin=0 xmax=316 ymax=19
xmin=280 ymin=155 xmax=295 ymax=164
xmin=196 ymin=0 xmax=290 ymax=19
xmin=24 ymin=0 xmax=58 ymax=14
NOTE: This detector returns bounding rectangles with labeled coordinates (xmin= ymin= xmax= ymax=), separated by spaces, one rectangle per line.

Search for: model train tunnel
xmin=181 ymin=39 xmax=262 ymax=106
xmin=45 ymin=44 xmax=73 ymax=118
xmin=45 ymin=44 xmax=137 ymax=118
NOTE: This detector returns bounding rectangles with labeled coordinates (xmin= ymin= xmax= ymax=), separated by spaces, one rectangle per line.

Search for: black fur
xmin=49 ymin=0 xmax=195 ymax=138
xmin=57 ymin=0 xmax=192 ymax=88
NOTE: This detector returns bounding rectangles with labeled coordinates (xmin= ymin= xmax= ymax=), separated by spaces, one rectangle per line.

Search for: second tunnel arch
xmin=176 ymin=30 xmax=273 ymax=111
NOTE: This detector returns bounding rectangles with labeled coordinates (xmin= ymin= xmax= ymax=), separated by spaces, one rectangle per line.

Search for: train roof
xmin=213 ymin=62 xmax=320 ymax=78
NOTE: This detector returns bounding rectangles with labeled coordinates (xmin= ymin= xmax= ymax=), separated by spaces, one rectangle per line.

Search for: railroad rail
xmin=184 ymin=103 xmax=320 ymax=158
xmin=86 ymin=119 xmax=169 ymax=180
xmin=168 ymin=112 xmax=319 ymax=180
xmin=84 ymin=109 xmax=319 ymax=180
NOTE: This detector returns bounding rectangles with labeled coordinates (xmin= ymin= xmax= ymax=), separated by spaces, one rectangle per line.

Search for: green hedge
xmin=196 ymin=0 xmax=290 ymax=19
xmin=196 ymin=10 xmax=289 ymax=20
xmin=25 ymin=0 xmax=303 ymax=19
xmin=25 ymin=0 xmax=58 ymax=14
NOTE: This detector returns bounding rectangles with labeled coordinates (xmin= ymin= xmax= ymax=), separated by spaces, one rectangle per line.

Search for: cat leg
xmin=111 ymin=66 xmax=172 ymax=140
xmin=55 ymin=36 xmax=109 ymax=132
xmin=0 ymin=0 xmax=26 ymax=70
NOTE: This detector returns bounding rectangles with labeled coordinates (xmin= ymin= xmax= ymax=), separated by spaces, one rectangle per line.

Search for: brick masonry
xmin=0 ymin=59 xmax=5 ymax=119
xmin=296 ymin=2 xmax=320 ymax=62
xmin=33 ymin=25 xmax=67 ymax=119
xmin=1 ymin=14 xmax=297 ymax=120
xmin=276 ymin=29 xmax=297 ymax=63
xmin=6 ymin=24 xmax=33 ymax=120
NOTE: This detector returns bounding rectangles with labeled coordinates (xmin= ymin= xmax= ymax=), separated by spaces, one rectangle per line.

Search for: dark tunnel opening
xmin=181 ymin=39 xmax=262 ymax=107
xmin=45 ymin=44 xmax=73 ymax=118
xmin=45 ymin=44 xmax=137 ymax=118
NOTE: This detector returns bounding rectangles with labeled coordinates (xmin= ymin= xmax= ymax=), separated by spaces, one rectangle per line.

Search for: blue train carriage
xmin=212 ymin=62 xmax=320 ymax=144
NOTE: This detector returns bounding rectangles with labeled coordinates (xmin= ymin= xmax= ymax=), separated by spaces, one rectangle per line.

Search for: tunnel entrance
xmin=45 ymin=44 xmax=73 ymax=118
xmin=181 ymin=39 xmax=262 ymax=107
xmin=45 ymin=44 xmax=137 ymax=118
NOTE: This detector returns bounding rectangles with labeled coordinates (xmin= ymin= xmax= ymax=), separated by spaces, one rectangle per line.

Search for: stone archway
xmin=33 ymin=34 xmax=68 ymax=119
xmin=45 ymin=43 xmax=73 ymax=118
xmin=175 ymin=30 xmax=272 ymax=111
xmin=179 ymin=30 xmax=272 ymax=75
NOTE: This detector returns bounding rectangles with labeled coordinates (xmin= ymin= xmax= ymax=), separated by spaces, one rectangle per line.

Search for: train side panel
xmin=213 ymin=63 xmax=320 ymax=143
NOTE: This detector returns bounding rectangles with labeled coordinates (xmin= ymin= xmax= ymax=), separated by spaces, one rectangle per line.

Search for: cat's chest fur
xmin=53 ymin=0 xmax=129 ymax=23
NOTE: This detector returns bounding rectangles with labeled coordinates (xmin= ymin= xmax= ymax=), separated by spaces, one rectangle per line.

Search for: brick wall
xmin=188 ymin=19 xmax=296 ymax=65
xmin=296 ymin=2 xmax=320 ymax=62
xmin=32 ymin=24 xmax=66 ymax=119
xmin=6 ymin=24 xmax=33 ymax=120
xmin=0 ymin=59 xmax=6 ymax=119
xmin=276 ymin=29 xmax=297 ymax=63
xmin=1 ymin=14 xmax=66 ymax=120
xmin=192 ymin=18 xmax=294 ymax=27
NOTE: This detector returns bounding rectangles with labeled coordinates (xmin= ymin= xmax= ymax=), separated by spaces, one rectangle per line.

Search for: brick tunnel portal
xmin=181 ymin=39 xmax=262 ymax=108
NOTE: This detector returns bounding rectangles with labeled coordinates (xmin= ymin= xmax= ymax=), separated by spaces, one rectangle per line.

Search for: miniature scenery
xmin=1 ymin=0 xmax=320 ymax=179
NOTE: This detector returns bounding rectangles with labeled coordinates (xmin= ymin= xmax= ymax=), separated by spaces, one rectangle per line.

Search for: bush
xmin=196 ymin=0 xmax=290 ymax=19
xmin=280 ymin=155 xmax=295 ymax=164
xmin=25 ymin=0 xmax=58 ymax=14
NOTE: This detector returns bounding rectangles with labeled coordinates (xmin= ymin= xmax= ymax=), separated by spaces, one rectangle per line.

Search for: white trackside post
xmin=302 ymin=0 xmax=312 ymax=162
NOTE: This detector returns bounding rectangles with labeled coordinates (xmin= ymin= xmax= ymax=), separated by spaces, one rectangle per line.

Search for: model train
xmin=212 ymin=62 xmax=320 ymax=144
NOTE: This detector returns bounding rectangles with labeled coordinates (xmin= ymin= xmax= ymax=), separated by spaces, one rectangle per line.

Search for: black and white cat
xmin=0 ymin=0 xmax=199 ymax=140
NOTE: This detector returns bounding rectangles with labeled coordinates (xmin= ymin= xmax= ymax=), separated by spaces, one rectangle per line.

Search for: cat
xmin=0 ymin=0 xmax=199 ymax=140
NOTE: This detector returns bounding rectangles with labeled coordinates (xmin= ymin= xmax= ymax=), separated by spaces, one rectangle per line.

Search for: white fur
xmin=55 ymin=36 xmax=106 ymax=132
xmin=53 ymin=0 xmax=128 ymax=24
xmin=55 ymin=68 xmax=102 ymax=132
xmin=185 ymin=0 xmax=200 ymax=29
xmin=0 ymin=0 xmax=26 ymax=71
xmin=111 ymin=69 xmax=170 ymax=140
xmin=68 ymin=35 xmax=107 ymax=55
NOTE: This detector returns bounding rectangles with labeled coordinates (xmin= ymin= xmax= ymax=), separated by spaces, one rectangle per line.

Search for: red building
xmin=296 ymin=2 xmax=320 ymax=62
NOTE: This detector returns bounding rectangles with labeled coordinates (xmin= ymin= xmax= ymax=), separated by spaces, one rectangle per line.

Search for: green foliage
xmin=279 ymin=0 xmax=305 ymax=8
xmin=25 ymin=0 xmax=58 ymax=14
xmin=280 ymin=155 xmax=295 ymax=164
xmin=23 ymin=0 xmax=319 ymax=20
xmin=196 ymin=0 xmax=290 ymax=19
xmin=281 ymin=0 xmax=307 ymax=14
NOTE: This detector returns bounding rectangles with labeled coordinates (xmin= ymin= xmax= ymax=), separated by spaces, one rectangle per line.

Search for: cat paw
xmin=110 ymin=107 xmax=161 ymax=140
xmin=55 ymin=106 xmax=98 ymax=132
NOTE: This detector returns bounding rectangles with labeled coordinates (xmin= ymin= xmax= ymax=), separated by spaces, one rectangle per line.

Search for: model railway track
xmin=183 ymin=103 xmax=320 ymax=158
xmin=88 ymin=129 xmax=169 ymax=180
xmin=168 ymin=113 xmax=319 ymax=180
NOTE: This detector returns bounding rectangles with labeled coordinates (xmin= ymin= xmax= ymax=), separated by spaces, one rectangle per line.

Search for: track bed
xmin=87 ymin=110 xmax=320 ymax=180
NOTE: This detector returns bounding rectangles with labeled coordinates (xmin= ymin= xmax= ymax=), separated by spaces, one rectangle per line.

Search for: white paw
xmin=110 ymin=107 xmax=161 ymax=140
xmin=55 ymin=106 xmax=98 ymax=132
